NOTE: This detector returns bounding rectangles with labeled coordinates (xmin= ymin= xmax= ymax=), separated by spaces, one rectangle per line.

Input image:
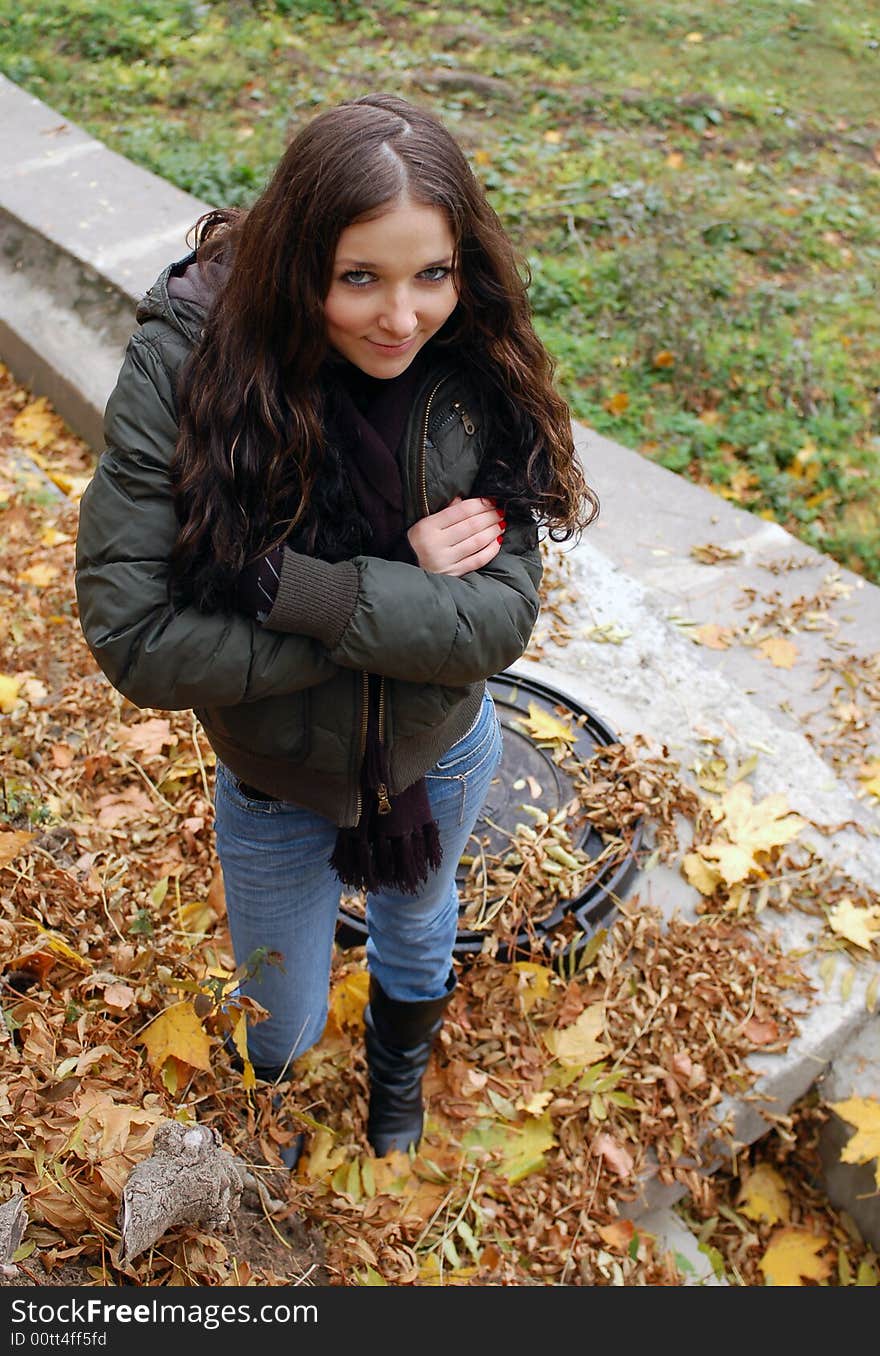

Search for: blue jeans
xmin=213 ymin=690 xmax=502 ymax=1075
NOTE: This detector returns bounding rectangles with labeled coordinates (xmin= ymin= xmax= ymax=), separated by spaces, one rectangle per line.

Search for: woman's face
xmin=324 ymin=197 xmax=458 ymax=378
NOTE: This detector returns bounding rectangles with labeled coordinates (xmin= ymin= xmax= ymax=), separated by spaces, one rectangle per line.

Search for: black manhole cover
xmin=335 ymin=670 xmax=642 ymax=963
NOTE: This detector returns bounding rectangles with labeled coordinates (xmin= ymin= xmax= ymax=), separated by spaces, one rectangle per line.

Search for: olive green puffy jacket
xmin=75 ymin=260 xmax=543 ymax=825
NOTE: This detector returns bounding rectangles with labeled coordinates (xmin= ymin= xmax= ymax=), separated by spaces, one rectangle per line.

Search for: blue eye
xmin=341 ymin=270 xmax=374 ymax=287
xmin=419 ymin=266 xmax=451 ymax=282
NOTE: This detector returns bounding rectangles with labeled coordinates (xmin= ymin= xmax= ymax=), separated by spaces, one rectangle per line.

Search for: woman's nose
xmin=377 ymin=292 xmax=417 ymax=338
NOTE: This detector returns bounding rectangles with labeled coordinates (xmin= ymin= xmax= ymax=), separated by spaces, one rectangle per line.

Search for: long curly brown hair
xmin=171 ymin=94 xmax=598 ymax=609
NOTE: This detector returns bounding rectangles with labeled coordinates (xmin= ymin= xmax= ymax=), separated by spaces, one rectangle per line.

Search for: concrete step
xmin=1 ymin=73 xmax=878 ymax=1244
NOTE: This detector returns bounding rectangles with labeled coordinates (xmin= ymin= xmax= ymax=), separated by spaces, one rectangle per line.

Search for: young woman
xmin=75 ymin=94 xmax=597 ymax=1163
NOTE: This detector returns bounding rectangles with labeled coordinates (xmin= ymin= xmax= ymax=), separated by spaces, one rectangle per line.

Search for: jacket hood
xmin=136 ymin=252 xmax=229 ymax=343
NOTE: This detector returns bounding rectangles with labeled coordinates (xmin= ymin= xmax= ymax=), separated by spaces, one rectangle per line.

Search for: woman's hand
xmin=407 ymin=496 xmax=505 ymax=576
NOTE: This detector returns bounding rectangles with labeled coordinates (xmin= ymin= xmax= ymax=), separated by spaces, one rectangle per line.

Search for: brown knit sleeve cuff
xmin=263 ymin=548 xmax=359 ymax=650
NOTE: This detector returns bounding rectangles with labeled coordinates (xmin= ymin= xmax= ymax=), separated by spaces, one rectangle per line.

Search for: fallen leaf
xmin=0 ymin=830 xmax=35 ymax=868
xmin=18 ymin=563 xmax=58 ymax=588
xmin=510 ymin=961 xmax=553 ymax=1013
xmin=94 ymin=786 xmax=153 ymax=828
xmin=690 ymin=544 xmax=742 ymax=566
xmin=116 ymin=717 xmax=174 ymax=759
xmin=329 ymin=970 xmax=370 ymax=1032
xmin=594 ymin=1132 xmax=634 ymax=1179
xmin=597 ymin=1219 xmax=636 ymax=1251
xmin=602 ymin=392 xmax=629 ymax=415
xmin=101 ymin=983 xmax=136 ymax=1012
xmin=653 ymin=350 xmax=676 ymax=368
xmin=828 ymin=1097 xmax=880 ymax=1188
xmin=544 ymin=1004 xmax=609 ymax=1068
xmin=757 ymin=636 xmax=799 ymax=669
xmin=737 ymin=1163 xmax=791 ymax=1224
xmin=688 ymin=783 xmax=805 ymax=888
xmin=13 ymin=397 xmax=65 ymax=450
xmin=516 ymin=1089 xmax=553 ymax=1116
xmin=857 ymin=761 xmax=880 ymax=801
xmin=0 ymin=674 xmax=22 ymax=712
xmin=743 ymin=1016 xmax=781 ymax=1046
xmin=828 ymin=899 xmax=880 ymax=951
xmin=692 ymin=623 xmax=735 ymax=650
xmin=231 ymin=1010 xmax=255 ymax=1091
xmin=516 ymin=702 xmax=577 ymax=746
xmin=139 ymin=1001 xmax=212 ymax=1075
xmin=759 ymin=1228 xmax=832 ymax=1286
xmin=500 ymin=1114 xmax=557 ymax=1184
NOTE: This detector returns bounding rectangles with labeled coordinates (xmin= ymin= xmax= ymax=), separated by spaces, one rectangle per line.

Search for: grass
xmin=1 ymin=0 xmax=879 ymax=577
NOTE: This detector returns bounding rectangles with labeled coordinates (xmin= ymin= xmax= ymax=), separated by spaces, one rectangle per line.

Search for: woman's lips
xmin=367 ymin=336 xmax=417 ymax=353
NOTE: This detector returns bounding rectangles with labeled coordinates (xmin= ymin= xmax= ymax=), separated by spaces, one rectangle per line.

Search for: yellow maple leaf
xmin=829 ymin=1097 xmax=880 ymax=1188
xmin=757 ymin=635 xmax=799 ymax=669
xmin=510 ymin=961 xmax=554 ymax=1012
xmin=701 ymin=783 xmax=805 ymax=885
xmin=517 ymin=701 xmax=577 ymax=746
xmin=737 ymin=1163 xmax=791 ymax=1225
xmin=759 ymin=1227 xmax=832 ymax=1286
xmin=47 ymin=470 xmax=91 ymax=500
xmin=139 ymin=1000 xmax=212 ymax=1075
xmin=40 ymin=526 xmax=71 ymax=547
xmin=682 ymin=851 xmax=722 ymax=896
xmin=0 ymin=674 xmax=22 ymax=712
xmin=828 ymin=899 xmax=880 ymax=951
xmin=544 ymin=1004 xmax=609 ymax=1067
xmin=12 ymin=397 xmax=64 ymax=451
xmin=603 ymin=391 xmax=629 ymax=415
xmin=18 ymin=563 xmax=58 ymax=588
xmin=0 ymin=829 xmax=35 ymax=868
xmin=329 ymin=970 xmax=370 ymax=1032
xmin=516 ymin=1089 xmax=554 ymax=1116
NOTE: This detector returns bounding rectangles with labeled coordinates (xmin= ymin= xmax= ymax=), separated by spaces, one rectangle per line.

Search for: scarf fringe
xmin=330 ymin=820 xmax=442 ymax=896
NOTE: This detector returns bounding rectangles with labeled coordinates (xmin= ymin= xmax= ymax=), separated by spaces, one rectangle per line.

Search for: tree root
xmin=118 ymin=1120 xmax=249 ymax=1264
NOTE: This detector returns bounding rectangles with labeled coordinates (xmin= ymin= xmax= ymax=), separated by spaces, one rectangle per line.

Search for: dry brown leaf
xmin=0 ymin=829 xmax=35 ymax=868
xmin=593 ymin=1133 xmax=634 ymax=1179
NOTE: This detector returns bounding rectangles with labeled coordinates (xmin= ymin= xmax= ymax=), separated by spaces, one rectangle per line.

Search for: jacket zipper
xmin=376 ymin=676 xmax=391 ymax=814
xmin=360 ymin=375 xmax=467 ymax=819
xmin=417 ymin=380 xmax=445 ymax=517
xmin=354 ymin=668 xmax=369 ymax=824
xmin=452 ymin=400 xmax=475 ymax=435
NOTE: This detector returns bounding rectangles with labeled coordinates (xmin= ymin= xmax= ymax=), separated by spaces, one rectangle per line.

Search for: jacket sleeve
xmin=75 ymin=333 xmax=338 ymax=712
xmin=262 ymin=515 xmax=542 ymax=685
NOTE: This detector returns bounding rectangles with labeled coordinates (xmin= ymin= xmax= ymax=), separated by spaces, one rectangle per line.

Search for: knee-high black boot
xmin=364 ymin=972 xmax=456 ymax=1157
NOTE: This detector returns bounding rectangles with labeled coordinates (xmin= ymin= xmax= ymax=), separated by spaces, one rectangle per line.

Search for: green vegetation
xmin=1 ymin=1 xmax=878 ymax=576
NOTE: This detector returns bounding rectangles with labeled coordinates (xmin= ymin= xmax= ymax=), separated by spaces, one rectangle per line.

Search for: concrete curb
xmin=1 ymin=74 xmax=879 ymax=1245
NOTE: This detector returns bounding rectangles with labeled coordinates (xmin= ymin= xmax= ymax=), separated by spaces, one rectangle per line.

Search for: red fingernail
xmin=497 ymin=534 xmax=504 ymax=543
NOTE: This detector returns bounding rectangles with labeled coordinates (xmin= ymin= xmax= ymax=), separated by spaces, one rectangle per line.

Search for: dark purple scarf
xmin=326 ymin=356 xmax=442 ymax=895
